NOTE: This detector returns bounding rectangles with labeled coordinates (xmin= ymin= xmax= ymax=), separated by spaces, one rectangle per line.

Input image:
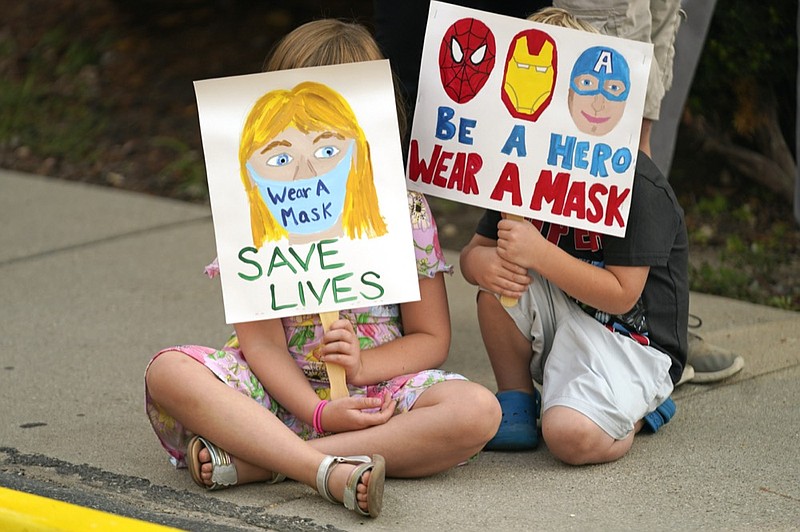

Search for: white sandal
xmin=315 ymin=454 xmax=386 ymax=518
xmin=187 ymin=435 xmax=286 ymax=490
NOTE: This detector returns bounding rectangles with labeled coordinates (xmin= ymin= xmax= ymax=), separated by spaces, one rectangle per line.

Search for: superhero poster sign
xmin=195 ymin=60 xmax=419 ymax=323
xmin=407 ymin=1 xmax=653 ymax=237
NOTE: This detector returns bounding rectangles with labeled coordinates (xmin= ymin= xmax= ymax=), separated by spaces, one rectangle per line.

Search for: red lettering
xmin=433 ymin=150 xmax=453 ymax=188
xmin=563 ymin=180 xmax=586 ymax=219
xmin=445 ymin=152 xmax=481 ymax=195
xmin=490 ymin=162 xmax=522 ymax=206
xmin=448 ymin=152 xmax=465 ymax=191
xmin=574 ymin=228 xmax=602 ymax=251
xmin=525 ymin=169 xmax=631 ymax=229
xmin=587 ymin=183 xmax=606 ymax=223
xmin=545 ymin=223 xmax=569 ymax=245
xmin=604 ymin=185 xmax=630 ymax=228
xmin=530 ymin=169 xmax=570 ymax=214
xmin=408 ymin=141 xmax=440 ymax=184
xmin=464 ymin=153 xmax=481 ymax=195
xmin=407 ymin=140 xmax=480 ymax=195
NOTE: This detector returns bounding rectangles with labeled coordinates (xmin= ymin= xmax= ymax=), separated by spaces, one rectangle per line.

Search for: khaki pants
xmin=553 ymin=0 xmax=683 ymax=120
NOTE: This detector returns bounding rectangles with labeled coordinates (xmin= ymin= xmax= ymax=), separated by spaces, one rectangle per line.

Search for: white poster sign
xmin=408 ymin=1 xmax=653 ymax=237
xmin=195 ymin=60 xmax=419 ymax=323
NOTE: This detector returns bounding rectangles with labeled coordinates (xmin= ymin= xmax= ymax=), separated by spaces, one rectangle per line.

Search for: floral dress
xmin=145 ymin=191 xmax=465 ymax=468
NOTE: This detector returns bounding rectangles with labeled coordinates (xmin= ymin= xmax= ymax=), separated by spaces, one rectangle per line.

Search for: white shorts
xmin=504 ymin=271 xmax=674 ymax=440
xmin=553 ymin=0 xmax=683 ymax=120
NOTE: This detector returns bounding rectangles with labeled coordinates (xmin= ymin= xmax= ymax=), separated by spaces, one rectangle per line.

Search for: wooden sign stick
xmin=319 ymin=310 xmax=349 ymax=400
xmin=499 ymin=213 xmax=524 ymax=308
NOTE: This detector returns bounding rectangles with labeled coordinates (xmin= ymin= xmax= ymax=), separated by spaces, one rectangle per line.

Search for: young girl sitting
xmin=144 ymin=19 xmax=501 ymax=519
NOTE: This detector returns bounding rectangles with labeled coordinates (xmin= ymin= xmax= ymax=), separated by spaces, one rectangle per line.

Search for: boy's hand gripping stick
xmin=499 ymin=214 xmax=524 ymax=308
xmin=319 ymin=311 xmax=349 ymax=400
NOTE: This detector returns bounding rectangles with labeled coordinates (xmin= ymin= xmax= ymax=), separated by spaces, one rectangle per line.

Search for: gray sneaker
xmin=686 ymin=331 xmax=745 ymax=383
xmin=675 ymin=363 xmax=695 ymax=387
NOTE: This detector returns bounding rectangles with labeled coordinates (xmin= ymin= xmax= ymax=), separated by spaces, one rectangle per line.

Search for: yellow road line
xmin=0 ymin=486 xmax=183 ymax=531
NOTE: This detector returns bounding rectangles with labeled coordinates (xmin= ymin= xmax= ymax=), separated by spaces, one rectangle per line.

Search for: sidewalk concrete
xmin=1 ymin=168 xmax=798 ymax=531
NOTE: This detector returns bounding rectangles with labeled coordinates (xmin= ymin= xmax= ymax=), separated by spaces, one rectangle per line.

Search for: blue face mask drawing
xmin=570 ymin=46 xmax=630 ymax=102
xmin=246 ymin=141 xmax=353 ymax=235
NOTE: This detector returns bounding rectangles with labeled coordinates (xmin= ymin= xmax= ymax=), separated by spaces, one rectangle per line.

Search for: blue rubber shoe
xmin=485 ymin=390 xmax=541 ymax=451
xmin=642 ymin=397 xmax=677 ymax=433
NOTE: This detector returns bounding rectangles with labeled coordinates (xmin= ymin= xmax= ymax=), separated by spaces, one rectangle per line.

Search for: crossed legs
xmin=145 ymin=350 xmax=499 ymax=498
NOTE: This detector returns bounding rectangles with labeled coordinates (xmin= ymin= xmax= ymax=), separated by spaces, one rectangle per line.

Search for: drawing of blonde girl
xmin=239 ymin=81 xmax=387 ymax=246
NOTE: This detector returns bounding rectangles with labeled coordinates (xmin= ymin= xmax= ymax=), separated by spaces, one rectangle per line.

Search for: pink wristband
xmin=312 ymin=400 xmax=329 ymax=434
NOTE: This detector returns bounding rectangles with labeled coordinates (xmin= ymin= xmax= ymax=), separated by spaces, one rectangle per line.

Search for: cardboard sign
xmin=195 ymin=60 xmax=419 ymax=323
xmin=407 ymin=1 xmax=653 ymax=237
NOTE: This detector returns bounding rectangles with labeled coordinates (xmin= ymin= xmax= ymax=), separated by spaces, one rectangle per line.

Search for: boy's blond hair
xmin=527 ymin=6 xmax=599 ymax=34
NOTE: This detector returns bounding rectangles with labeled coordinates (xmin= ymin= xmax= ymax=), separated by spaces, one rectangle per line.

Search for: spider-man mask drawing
xmin=438 ymin=18 xmax=496 ymax=104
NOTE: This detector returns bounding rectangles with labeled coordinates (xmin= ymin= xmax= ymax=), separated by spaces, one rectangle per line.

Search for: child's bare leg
xmin=307 ymin=380 xmax=500 ymax=478
xmin=542 ymin=406 xmax=640 ymax=465
xmin=146 ymin=351 xmax=374 ymax=511
xmin=476 ymin=290 xmax=535 ymax=393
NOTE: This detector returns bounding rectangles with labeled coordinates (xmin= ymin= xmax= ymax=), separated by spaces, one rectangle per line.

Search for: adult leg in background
xmin=648 ymin=0 xmax=744 ymax=384
xmin=555 ymin=0 xmax=744 ymax=385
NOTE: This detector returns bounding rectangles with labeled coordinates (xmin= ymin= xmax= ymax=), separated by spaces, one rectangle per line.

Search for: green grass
xmin=149 ymin=136 xmax=208 ymax=201
xmin=0 ymin=28 xmax=109 ymax=162
xmin=687 ymin=203 xmax=799 ymax=311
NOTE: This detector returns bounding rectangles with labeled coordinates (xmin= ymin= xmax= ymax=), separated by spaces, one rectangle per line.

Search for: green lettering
xmin=332 ymin=272 xmax=357 ymax=303
xmin=270 ymin=284 xmax=296 ymax=311
xmin=306 ymin=278 xmax=331 ymax=304
xmin=267 ymin=246 xmax=297 ymax=276
xmin=288 ymin=243 xmax=316 ymax=272
xmin=359 ymin=271 xmax=385 ymax=300
xmin=317 ymin=239 xmax=344 ymax=270
xmin=237 ymin=246 xmax=262 ymax=281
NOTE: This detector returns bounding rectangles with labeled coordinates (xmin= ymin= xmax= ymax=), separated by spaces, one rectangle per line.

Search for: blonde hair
xmin=264 ymin=19 xmax=408 ymax=137
xmin=527 ymin=7 xmax=600 ymax=34
xmin=241 ymin=20 xmax=395 ymax=245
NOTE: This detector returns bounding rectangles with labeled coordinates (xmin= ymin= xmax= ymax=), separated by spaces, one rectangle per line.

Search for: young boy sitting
xmin=459 ymin=7 xmax=688 ymax=465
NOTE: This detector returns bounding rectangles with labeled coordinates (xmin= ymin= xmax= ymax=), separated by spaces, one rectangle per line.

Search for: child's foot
xmin=194 ymin=446 xmax=279 ymax=486
xmin=326 ymin=462 xmax=373 ymax=513
xmin=641 ymin=397 xmax=677 ymax=433
xmin=316 ymin=455 xmax=385 ymax=518
xmin=187 ymin=435 xmax=284 ymax=490
xmin=485 ymin=390 xmax=541 ymax=451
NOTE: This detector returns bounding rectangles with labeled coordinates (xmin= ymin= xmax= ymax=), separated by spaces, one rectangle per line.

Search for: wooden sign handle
xmin=319 ymin=310 xmax=349 ymax=400
xmin=499 ymin=213 xmax=524 ymax=308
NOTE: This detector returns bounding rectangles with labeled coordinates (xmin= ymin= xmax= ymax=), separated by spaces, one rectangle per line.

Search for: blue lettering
xmin=574 ymin=141 xmax=589 ymax=170
xmin=547 ymin=133 xmax=575 ymax=170
xmin=280 ymin=207 xmax=296 ymax=227
xmin=287 ymin=187 xmax=311 ymax=201
xmin=458 ymin=118 xmax=477 ymax=145
xmin=436 ymin=106 xmax=457 ymax=140
xmin=590 ymin=144 xmax=612 ymax=178
xmin=501 ymin=125 xmax=527 ymax=157
xmin=265 ymin=187 xmax=287 ymax=205
xmin=547 ymin=134 xmax=632 ymax=177
xmin=611 ymin=148 xmax=632 ymax=173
